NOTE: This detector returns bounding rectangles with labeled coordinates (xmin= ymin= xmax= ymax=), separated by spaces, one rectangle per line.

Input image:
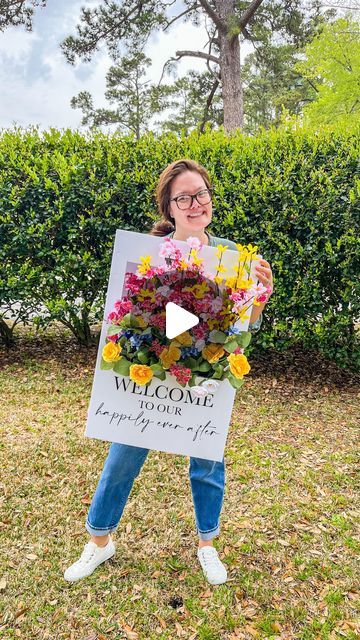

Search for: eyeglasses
xmin=170 ymin=188 xmax=212 ymax=210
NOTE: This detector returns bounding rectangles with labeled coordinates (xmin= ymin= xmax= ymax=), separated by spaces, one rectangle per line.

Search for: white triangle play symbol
xmin=165 ymin=302 xmax=199 ymax=340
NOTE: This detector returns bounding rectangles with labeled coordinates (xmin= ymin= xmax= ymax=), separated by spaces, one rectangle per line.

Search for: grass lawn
xmin=0 ymin=329 xmax=359 ymax=640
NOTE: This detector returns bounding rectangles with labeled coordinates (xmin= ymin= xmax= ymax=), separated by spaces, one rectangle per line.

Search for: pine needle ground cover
xmin=0 ymin=330 xmax=359 ymax=640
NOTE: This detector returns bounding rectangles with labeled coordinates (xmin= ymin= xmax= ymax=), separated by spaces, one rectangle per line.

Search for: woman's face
xmin=169 ymin=170 xmax=212 ymax=236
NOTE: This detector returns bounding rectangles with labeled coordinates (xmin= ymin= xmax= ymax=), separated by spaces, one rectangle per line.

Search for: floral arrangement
xmin=101 ymin=237 xmax=269 ymax=396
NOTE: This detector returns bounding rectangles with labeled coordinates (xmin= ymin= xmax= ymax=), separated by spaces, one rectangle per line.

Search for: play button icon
xmin=166 ymin=302 xmax=199 ymax=340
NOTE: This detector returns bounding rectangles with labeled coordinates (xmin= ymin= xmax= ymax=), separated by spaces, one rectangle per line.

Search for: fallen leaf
xmin=0 ymin=579 xmax=6 ymax=591
xmin=26 ymin=553 xmax=38 ymax=560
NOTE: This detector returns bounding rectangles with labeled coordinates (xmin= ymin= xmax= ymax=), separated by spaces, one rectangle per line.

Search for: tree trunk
xmin=0 ymin=316 xmax=15 ymax=348
xmin=215 ymin=0 xmax=243 ymax=132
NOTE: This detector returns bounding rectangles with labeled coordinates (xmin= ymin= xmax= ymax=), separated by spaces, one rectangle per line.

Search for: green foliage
xmin=295 ymin=17 xmax=360 ymax=127
xmin=0 ymin=124 xmax=359 ymax=370
xmin=71 ymin=51 xmax=172 ymax=138
xmin=0 ymin=0 xmax=45 ymax=32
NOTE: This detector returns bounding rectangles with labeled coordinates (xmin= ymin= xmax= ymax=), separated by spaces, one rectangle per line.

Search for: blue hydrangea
xmin=181 ymin=346 xmax=200 ymax=358
xmin=226 ymin=326 xmax=241 ymax=335
xmin=130 ymin=334 xmax=148 ymax=348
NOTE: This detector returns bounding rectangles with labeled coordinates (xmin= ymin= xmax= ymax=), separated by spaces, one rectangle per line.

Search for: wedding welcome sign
xmin=85 ymin=230 xmax=260 ymax=461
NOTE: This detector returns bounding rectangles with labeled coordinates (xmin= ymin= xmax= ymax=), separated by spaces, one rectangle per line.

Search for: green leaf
xmin=224 ymin=339 xmax=238 ymax=353
xmin=107 ymin=324 xmax=122 ymax=336
xmin=197 ymin=361 xmax=211 ymax=373
xmin=150 ymin=363 xmax=165 ymax=376
xmin=236 ymin=332 xmax=252 ymax=349
xmin=153 ymin=369 xmax=166 ymax=381
xmin=208 ymin=330 xmax=227 ymax=344
xmin=100 ymin=357 xmax=113 ymax=370
xmin=212 ymin=364 xmax=224 ymax=379
xmin=188 ymin=374 xmax=198 ymax=387
xmin=183 ymin=356 xmax=198 ymax=369
xmin=225 ymin=371 xmax=245 ymax=390
xmin=113 ymin=358 xmax=131 ymax=375
xmin=137 ymin=349 xmax=149 ymax=364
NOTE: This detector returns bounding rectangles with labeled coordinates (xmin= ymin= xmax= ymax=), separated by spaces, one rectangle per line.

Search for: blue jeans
xmin=86 ymin=443 xmax=226 ymax=541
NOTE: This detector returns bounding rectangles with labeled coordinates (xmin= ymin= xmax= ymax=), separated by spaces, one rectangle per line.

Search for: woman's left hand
xmin=255 ymin=258 xmax=274 ymax=295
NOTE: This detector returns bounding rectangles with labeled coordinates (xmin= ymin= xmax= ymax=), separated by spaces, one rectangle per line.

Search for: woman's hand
xmin=255 ymin=258 xmax=274 ymax=298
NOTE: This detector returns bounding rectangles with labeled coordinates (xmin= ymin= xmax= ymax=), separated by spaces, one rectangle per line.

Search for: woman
xmin=64 ymin=159 xmax=273 ymax=585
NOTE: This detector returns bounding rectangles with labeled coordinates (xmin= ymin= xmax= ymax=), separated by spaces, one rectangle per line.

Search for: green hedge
xmin=0 ymin=125 xmax=359 ymax=370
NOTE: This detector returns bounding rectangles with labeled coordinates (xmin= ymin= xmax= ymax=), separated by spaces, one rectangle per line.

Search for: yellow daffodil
xmin=237 ymin=309 xmax=250 ymax=322
xmin=247 ymin=243 xmax=258 ymax=254
xmin=215 ymin=244 xmax=228 ymax=258
xmin=137 ymin=255 xmax=152 ymax=275
xmin=236 ymin=278 xmax=252 ymax=290
xmin=184 ymin=282 xmax=208 ymax=299
xmin=226 ymin=276 xmax=237 ymax=288
xmin=191 ymin=255 xmax=204 ymax=267
xmin=137 ymin=289 xmax=156 ymax=304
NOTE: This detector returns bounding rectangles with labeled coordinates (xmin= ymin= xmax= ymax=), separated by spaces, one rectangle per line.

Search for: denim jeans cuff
xmin=198 ymin=524 xmax=220 ymax=541
xmin=85 ymin=520 xmax=117 ymax=537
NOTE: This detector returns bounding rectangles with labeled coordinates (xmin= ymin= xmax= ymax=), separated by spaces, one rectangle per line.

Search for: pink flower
xmin=186 ymin=237 xmax=203 ymax=251
xmin=107 ymin=333 xmax=120 ymax=343
xmin=159 ymin=238 xmax=178 ymax=258
xmin=169 ymin=364 xmax=192 ymax=384
xmin=114 ymin=299 xmax=133 ymax=317
xmin=107 ymin=311 xmax=120 ymax=323
xmin=233 ymin=347 xmax=244 ymax=355
xmin=149 ymin=339 xmax=164 ymax=356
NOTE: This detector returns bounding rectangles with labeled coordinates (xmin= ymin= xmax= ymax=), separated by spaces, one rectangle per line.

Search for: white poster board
xmin=85 ymin=230 xmax=257 ymax=461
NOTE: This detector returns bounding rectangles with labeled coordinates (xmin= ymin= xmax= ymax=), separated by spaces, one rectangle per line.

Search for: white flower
xmin=157 ymin=285 xmax=170 ymax=296
xmin=190 ymin=385 xmax=208 ymax=398
xmin=209 ymin=296 xmax=223 ymax=313
xmin=195 ymin=338 xmax=205 ymax=351
xmin=201 ymin=379 xmax=220 ymax=393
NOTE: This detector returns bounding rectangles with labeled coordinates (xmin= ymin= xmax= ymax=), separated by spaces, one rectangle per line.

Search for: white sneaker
xmin=64 ymin=538 xmax=115 ymax=582
xmin=197 ymin=545 xmax=227 ymax=585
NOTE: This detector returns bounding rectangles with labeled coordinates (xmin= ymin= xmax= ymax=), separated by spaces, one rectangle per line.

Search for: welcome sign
xmin=85 ymin=230 xmax=257 ymax=461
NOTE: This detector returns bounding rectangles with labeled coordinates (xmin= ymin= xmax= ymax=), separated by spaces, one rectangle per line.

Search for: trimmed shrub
xmin=0 ymin=125 xmax=359 ymax=369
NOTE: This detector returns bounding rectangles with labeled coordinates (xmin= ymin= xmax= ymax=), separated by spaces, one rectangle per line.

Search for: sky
xmin=0 ymin=0 xmax=254 ymax=131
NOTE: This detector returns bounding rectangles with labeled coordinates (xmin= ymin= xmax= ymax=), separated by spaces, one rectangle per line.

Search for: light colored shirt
xmin=165 ymin=230 xmax=263 ymax=334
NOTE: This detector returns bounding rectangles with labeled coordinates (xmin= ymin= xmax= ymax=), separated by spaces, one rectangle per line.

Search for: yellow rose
xmin=129 ymin=364 xmax=154 ymax=386
xmin=173 ymin=331 xmax=192 ymax=347
xmin=159 ymin=344 xmax=181 ymax=369
xmin=102 ymin=342 xmax=122 ymax=363
xmin=202 ymin=343 xmax=225 ymax=364
xmin=227 ymin=353 xmax=251 ymax=379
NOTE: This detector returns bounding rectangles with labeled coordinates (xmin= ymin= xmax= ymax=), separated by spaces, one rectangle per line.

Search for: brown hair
xmin=150 ymin=158 xmax=212 ymax=237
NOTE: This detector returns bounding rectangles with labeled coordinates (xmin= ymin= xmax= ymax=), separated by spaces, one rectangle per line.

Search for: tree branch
xmin=197 ymin=0 xmax=226 ymax=33
xmin=239 ymin=0 xmax=265 ymax=30
xmin=199 ymin=77 xmax=220 ymax=133
xmin=175 ymin=49 xmax=220 ymax=64
xmin=163 ymin=2 xmax=199 ymax=31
